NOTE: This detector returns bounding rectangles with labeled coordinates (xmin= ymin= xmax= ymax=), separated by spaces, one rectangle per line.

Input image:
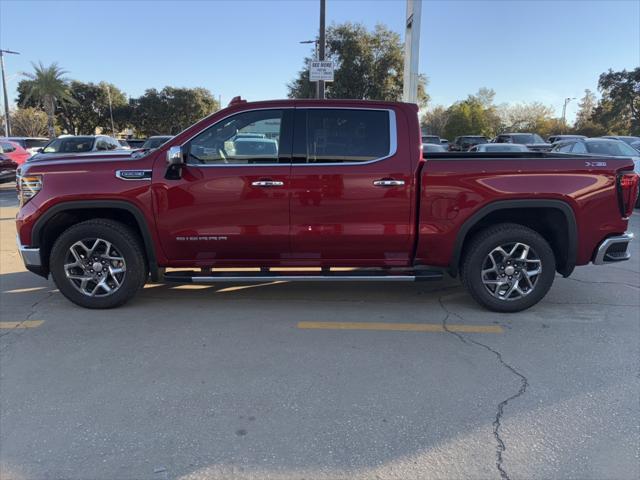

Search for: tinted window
xmin=571 ymin=142 xmax=587 ymax=154
xmin=23 ymin=139 xmax=48 ymax=149
xmin=586 ymin=140 xmax=638 ymax=156
xmin=422 ymin=135 xmax=440 ymax=144
xmin=188 ymin=110 xmax=283 ymax=165
xmin=0 ymin=142 xmax=16 ymax=153
xmin=555 ymin=143 xmax=573 ymax=153
xmin=43 ymin=137 xmax=94 ymax=153
xmin=306 ymin=109 xmax=390 ymax=163
xmin=510 ymin=134 xmax=545 ymax=144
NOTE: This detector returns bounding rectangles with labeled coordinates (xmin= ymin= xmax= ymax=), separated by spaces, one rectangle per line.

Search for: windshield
xmin=586 ymin=140 xmax=639 ymax=157
xmin=461 ymin=137 xmax=487 ymax=145
xmin=423 ymin=143 xmax=445 ymax=152
xmin=484 ymin=144 xmax=528 ymax=152
xmin=142 ymin=137 xmax=171 ymax=149
xmin=24 ymin=139 xmax=49 ymax=149
xmin=510 ymin=134 xmax=545 ymax=144
xmin=42 ymin=137 xmax=94 ymax=153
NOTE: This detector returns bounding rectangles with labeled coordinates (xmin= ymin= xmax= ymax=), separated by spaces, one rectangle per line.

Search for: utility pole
xmin=318 ymin=0 xmax=326 ymax=99
xmin=561 ymin=97 xmax=575 ymax=133
xmin=0 ymin=49 xmax=20 ymax=137
xmin=402 ymin=0 xmax=422 ymax=104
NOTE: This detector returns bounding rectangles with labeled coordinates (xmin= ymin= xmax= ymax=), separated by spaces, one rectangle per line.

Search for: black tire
xmin=50 ymin=219 xmax=147 ymax=309
xmin=460 ymin=223 xmax=556 ymax=312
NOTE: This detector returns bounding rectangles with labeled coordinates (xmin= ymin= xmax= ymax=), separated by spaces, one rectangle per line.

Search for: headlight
xmin=19 ymin=175 xmax=42 ymax=205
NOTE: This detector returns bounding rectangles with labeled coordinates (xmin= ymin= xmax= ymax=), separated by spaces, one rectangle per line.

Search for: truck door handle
xmin=373 ymin=178 xmax=405 ymax=187
xmin=251 ymin=179 xmax=284 ymax=187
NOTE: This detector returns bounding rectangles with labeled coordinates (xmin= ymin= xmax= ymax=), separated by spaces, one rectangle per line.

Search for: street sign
xmin=310 ymin=61 xmax=334 ymax=82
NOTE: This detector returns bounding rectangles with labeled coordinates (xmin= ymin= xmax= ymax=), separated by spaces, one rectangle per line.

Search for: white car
xmin=30 ymin=135 xmax=125 ymax=160
xmin=469 ymin=143 xmax=530 ymax=152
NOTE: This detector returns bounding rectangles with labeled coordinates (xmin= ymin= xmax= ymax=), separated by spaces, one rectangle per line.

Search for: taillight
xmin=18 ymin=174 xmax=43 ymax=206
xmin=616 ymin=172 xmax=639 ymax=218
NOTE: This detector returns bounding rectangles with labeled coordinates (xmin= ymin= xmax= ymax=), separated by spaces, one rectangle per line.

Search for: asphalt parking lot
xmin=1 ymin=182 xmax=638 ymax=480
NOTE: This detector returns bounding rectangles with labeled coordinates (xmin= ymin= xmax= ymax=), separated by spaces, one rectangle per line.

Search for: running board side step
xmin=162 ymin=270 xmax=444 ymax=284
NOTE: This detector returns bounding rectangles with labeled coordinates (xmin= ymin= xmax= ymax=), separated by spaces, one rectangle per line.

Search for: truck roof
xmin=226 ymin=98 xmax=419 ymax=110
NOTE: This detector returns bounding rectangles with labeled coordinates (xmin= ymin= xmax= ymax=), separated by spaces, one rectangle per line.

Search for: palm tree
xmin=22 ymin=62 xmax=75 ymax=138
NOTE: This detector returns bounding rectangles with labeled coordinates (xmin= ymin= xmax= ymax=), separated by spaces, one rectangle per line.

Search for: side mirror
xmin=166 ymin=146 xmax=184 ymax=166
xmin=165 ymin=145 xmax=184 ymax=180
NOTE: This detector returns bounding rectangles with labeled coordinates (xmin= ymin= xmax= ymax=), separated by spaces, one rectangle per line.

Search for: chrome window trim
xmin=181 ymin=107 xmax=398 ymax=168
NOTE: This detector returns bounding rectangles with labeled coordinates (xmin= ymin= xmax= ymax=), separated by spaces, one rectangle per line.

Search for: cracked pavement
xmin=1 ymin=182 xmax=639 ymax=480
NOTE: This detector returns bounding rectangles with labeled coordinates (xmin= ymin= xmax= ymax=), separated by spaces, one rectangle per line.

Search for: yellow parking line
xmin=297 ymin=321 xmax=503 ymax=333
xmin=0 ymin=321 xmax=44 ymax=329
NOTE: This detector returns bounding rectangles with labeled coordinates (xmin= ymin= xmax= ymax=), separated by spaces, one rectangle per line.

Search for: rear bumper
xmin=593 ymin=233 xmax=634 ymax=265
xmin=16 ymin=234 xmax=47 ymax=277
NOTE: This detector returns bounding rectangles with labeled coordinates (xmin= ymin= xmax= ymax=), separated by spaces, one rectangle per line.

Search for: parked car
xmin=602 ymin=135 xmax=640 ymax=147
xmin=552 ymin=137 xmax=639 ymax=177
xmin=125 ymin=139 xmax=146 ymax=149
xmin=449 ymin=135 xmax=489 ymax=151
xmin=0 ymin=139 xmax=31 ymax=165
xmin=469 ymin=143 xmax=529 ymax=152
xmin=0 ymin=153 xmax=18 ymax=183
xmin=421 ymin=135 xmax=441 ymax=145
xmin=3 ymin=137 xmax=49 ymax=156
xmin=494 ymin=133 xmax=552 ymax=151
xmin=141 ymin=135 xmax=172 ymax=150
xmin=29 ymin=135 xmax=124 ymax=161
xmin=440 ymin=139 xmax=449 ymax=149
xmin=423 ymin=143 xmax=447 ymax=153
xmin=15 ymin=98 xmax=638 ymax=312
xmin=547 ymin=134 xmax=586 ymax=144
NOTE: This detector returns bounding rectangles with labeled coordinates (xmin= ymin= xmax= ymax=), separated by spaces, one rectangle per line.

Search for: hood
xmin=28 ymin=150 xmax=135 ymax=163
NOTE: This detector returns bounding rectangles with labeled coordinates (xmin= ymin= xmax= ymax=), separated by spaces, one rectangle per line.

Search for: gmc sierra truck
xmin=15 ymin=98 xmax=639 ymax=312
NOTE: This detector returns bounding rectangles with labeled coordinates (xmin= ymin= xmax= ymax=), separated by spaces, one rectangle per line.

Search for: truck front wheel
xmin=50 ymin=219 xmax=148 ymax=309
xmin=461 ymin=223 xmax=556 ymax=312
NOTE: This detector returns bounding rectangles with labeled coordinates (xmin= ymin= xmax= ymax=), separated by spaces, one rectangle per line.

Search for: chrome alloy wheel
xmin=63 ymin=238 xmax=126 ymax=297
xmin=481 ymin=242 xmax=542 ymax=301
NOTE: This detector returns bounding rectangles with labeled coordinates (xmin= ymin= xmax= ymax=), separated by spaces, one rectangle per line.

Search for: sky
xmin=1 ymin=0 xmax=639 ymax=122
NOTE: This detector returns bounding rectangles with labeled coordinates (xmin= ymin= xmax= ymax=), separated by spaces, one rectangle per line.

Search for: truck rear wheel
xmin=50 ymin=219 xmax=147 ymax=309
xmin=461 ymin=223 xmax=556 ymax=312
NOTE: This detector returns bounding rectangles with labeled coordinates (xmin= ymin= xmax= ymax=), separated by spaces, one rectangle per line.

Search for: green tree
xmin=20 ymin=62 xmax=76 ymax=138
xmin=592 ymin=67 xmax=639 ymax=134
xmin=131 ymin=87 xmax=219 ymax=136
xmin=574 ymin=89 xmax=597 ymax=130
xmin=498 ymin=102 xmax=555 ymax=133
xmin=288 ymin=22 xmax=428 ymax=108
xmin=421 ymin=105 xmax=449 ymax=137
xmin=57 ymin=81 xmax=130 ymax=135
xmin=443 ymin=99 xmax=494 ymax=139
xmin=9 ymin=107 xmax=49 ymax=137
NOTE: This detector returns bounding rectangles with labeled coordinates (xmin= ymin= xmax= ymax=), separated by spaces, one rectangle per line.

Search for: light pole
xmin=318 ymin=0 xmax=326 ymax=100
xmin=0 ymin=49 xmax=20 ymax=137
xmin=561 ymin=97 xmax=575 ymax=133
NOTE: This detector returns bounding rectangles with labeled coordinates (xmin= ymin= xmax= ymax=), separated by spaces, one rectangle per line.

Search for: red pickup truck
xmin=15 ymin=98 xmax=639 ymax=312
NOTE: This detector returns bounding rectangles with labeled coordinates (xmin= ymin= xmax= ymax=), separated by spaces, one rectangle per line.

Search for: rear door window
xmin=304 ymin=109 xmax=391 ymax=163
